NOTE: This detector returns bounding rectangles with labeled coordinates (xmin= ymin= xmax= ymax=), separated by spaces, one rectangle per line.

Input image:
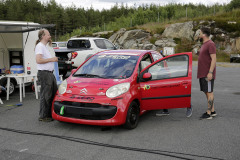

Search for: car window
xmin=148 ymin=55 xmax=189 ymax=80
xmin=94 ymin=39 xmax=106 ymax=49
xmin=74 ymin=55 xmax=139 ymax=79
xmin=152 ymin=53 xmax=163 ymax=61
xmin=104 ymin=40 xmax=115 ymax=50
xmin=52 ymin=43 xmax=57 ymax=47
xmin=58 ymin=43 xmax=67 ymax=47
xmin=67 ymin=40 xmax=91 ymax=48
xmin=139 ymin=54 xmax=152 ymax=71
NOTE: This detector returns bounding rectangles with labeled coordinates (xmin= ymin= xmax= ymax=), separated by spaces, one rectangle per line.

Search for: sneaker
xmin=211 ymin=111 xmax=217 ymax=117
xmin=38 ymin=117 xmax=54 ymax=122
xmin=186 ymin=106 xmax=193 ymax=118
xmin=156 ymin=110 xmax=170 ymax=116
xmin=200 ymin=112 xmax=212 ymax=120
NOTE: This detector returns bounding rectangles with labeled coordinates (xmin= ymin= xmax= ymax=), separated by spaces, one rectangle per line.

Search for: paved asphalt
xmin=0 ymin=65 xmax=240 ymax=160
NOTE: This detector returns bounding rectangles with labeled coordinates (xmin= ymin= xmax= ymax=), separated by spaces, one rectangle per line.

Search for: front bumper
xmin=52 ymin=95 xmax=131 ymax=126
xmin=53 ymin=101 xmax=117 ymax=120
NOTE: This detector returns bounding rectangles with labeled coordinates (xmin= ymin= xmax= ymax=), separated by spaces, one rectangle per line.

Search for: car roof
xmin=97 ymin=50 xmax=156 ymax=56
xmin=52 ymin=41 xmax=67 ymax=43
xmin=69 ymin=37 xmax=105 ymax=40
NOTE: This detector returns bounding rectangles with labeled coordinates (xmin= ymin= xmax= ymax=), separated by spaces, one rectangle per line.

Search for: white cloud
xmin=39 ymin=0 xmax=231 ymax=10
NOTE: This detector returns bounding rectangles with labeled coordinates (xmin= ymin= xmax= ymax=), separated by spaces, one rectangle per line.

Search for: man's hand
xmin=36 ymin=54 xmax=58 ymax=64
xmin=207 ymin=73 xmax=213 ymax=81
xmin=52 ymin=57 xmax=58 ymax=62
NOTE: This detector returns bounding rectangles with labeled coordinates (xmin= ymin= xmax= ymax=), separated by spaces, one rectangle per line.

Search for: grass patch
xmin=150 ymin=37 xmax=158 ymax=44
xmin=216 ymin=51 xmax=230 ymax=62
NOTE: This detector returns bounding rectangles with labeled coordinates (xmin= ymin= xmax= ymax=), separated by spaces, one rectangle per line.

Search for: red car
xmin=52 ymin=50 xmax=192 ymax=129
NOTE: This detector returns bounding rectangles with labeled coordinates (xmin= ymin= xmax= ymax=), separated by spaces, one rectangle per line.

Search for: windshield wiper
xmin=74 ymin=73 xmax=105 ymax=78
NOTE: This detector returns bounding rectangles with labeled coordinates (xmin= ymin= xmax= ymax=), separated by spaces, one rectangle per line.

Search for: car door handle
xmin=181 ymin=81 xmax=188 ymax=85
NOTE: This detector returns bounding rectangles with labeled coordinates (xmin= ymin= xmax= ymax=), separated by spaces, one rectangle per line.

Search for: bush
xmin=155 ymin=27 xmax=165 ymax=34
xmin=216 ymin=51 xmax=230 ymax=62
xmin=175 ymin=38 xmax=194 ymax=53
xmin=150 ymin=37 xmax=157 ymax=44
xmin=99 ymin=32 xmax=114 ymax=39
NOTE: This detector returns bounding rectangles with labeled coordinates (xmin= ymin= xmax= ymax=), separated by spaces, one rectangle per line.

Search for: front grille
xmin=60 ymin=101 xmax=101 ymax=108
xmin=54 ymin=101 xmax=117 ymax=120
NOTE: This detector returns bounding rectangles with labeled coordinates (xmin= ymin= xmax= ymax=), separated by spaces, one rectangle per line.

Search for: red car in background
xmin=52 ymin=50 xmax=192 ymax=129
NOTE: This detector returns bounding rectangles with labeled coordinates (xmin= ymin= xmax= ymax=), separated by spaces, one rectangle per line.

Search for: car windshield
xmin=74 ymin=55 xmax=139 ymax=79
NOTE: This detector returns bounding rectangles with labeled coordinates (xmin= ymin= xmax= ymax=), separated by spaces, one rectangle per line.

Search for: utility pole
xmin=158 ymin=12 xmax=159 ymax=23
xmin=186 ymin=7 xmax=188 ymax=19
xmin=55 ymin=30 xmax=57 ymax=41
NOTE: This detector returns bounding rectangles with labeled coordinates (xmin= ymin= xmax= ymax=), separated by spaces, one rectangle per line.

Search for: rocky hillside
xmin=94 ymin=20 xmax=240 ymax=55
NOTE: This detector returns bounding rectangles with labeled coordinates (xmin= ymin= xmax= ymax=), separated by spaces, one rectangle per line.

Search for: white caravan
xmin=0 ymin=21 xmax=54 ymax=95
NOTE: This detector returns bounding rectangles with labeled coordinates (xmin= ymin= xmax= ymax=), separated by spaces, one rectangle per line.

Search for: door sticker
xmin=141 ymin=85 xmax=151 ymax=90
xmin=60 ymin=106 xmax=64 ymax=115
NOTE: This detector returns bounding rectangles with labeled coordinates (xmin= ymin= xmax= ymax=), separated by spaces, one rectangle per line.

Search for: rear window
xmin=58 ymin=42 xmax=67 ymax=47
xmin=67 ymin=40 xmax=91 ymax=48
xmin=52 ymin=43 xmax=57 ymax=47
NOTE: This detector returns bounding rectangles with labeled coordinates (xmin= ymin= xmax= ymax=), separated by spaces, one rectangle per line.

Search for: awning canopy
xmin=0 ymin=21 xmax=55 ymax=33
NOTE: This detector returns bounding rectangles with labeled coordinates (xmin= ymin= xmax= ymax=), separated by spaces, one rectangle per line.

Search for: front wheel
xmin=124 ymin=101 xmax=140 ymax=129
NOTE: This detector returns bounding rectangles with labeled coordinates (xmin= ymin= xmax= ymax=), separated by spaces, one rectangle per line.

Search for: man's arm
xmin=36 ymin=54 xmax=58 ymax=64
xmin=207 ymin=54 xmax=216 ymax=81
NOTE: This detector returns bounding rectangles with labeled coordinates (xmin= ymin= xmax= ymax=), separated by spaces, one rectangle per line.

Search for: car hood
xmin=65 ymin=77 xmax=129 ymax=96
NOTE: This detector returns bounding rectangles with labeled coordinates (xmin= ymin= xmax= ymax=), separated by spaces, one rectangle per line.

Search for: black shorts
xmin=199 ymin=78 xmax=214 ymax=93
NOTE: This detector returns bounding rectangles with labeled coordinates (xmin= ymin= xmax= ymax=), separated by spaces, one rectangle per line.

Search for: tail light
xmin=53 ymin=47 xmax=59 ymax=49
xmin=72 ymin=52 xmax=78 ymax=59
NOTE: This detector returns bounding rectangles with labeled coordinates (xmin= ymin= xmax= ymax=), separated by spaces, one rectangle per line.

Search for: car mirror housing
xmin=142 ymin=73 xmax=152 ymax=81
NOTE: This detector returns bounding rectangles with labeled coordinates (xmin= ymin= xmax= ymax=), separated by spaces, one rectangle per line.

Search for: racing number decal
xmin=141 ymin=85 xmax=151 ymax=90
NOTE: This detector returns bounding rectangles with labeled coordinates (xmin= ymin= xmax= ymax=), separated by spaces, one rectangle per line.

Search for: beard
xmin=48 ymin=39 xmax=52 ymax=46
xmin=199 ymin=38 xmax=203 ymax=43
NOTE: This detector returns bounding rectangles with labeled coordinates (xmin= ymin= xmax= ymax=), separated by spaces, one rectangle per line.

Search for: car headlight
xmin=106 ymin=83 xmax=130 ymax=98
xmin=58 ymin=80 xmax=67 ymax=94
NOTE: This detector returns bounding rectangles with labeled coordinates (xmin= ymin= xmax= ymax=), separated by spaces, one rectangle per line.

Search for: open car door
xmin=139 ymin=52 xmax=192 ymax=110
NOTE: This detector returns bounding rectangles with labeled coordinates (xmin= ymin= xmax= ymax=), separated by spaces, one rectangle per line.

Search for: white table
xmin=6 ymin=74 xmax=38 ymax=102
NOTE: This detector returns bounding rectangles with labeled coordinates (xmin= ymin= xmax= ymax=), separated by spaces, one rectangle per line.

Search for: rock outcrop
xmin=109 ymin=29 xmax=156 ymax=50
xmin=162 ymin=21 xmax=195 ymax=41
xmin=107 ymin=20 xmax=240 ymax=54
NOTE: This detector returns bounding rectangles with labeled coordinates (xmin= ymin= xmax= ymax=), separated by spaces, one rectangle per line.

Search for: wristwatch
xmin=209 ymin=71 xmax=213 ymax=74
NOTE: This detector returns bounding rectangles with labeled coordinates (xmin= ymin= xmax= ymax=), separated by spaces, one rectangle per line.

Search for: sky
xmin=39 ymin=0 xmax=231 ymax=10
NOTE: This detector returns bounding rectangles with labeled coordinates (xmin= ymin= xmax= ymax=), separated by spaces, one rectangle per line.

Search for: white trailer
xmin=0 ymin=21 xmax=54 ymax=95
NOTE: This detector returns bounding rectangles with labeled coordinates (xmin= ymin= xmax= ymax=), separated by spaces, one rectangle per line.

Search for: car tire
xmin=0 ymin=78 xmax=16 ymax=96
xmin=124 ymin=101 xmax=140 ymax=129
xmin=230 ymin=58 xmax=233 ymax=63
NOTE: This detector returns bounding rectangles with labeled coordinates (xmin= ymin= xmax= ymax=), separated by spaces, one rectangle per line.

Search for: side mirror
xmin=142 ymin=73 xmax=152 ymax=81
xmin=71 ymin=69 xmax=77 ymax=75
